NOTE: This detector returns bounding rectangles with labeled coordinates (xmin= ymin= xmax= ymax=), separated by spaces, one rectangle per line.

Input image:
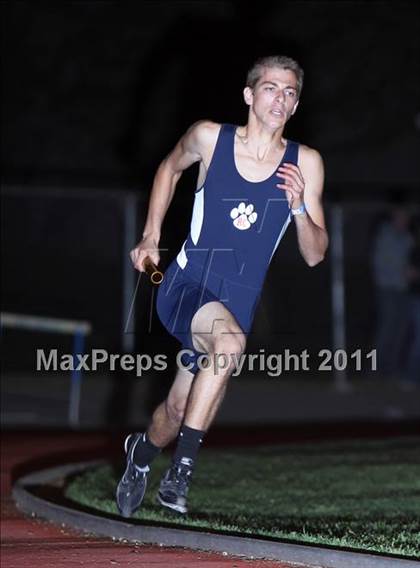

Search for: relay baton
xmin=143 ymin=256 xmax=164 ymax=285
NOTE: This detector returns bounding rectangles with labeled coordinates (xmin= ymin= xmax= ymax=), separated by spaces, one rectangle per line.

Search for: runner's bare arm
xmin=131 ymin=121 xmax=219 ymax=271
xmin=295 ymin=148 xmax=328 ymax=266
xmin=277 ymin=147 xmax=328 ymax=266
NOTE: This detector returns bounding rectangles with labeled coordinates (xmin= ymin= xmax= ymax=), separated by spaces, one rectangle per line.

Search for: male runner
xmin=116 ymin=55 xmax=328 ymax=517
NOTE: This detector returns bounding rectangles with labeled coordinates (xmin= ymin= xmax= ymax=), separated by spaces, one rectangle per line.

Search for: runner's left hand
xmin=276 ymin=163 xmax=305 ymax=208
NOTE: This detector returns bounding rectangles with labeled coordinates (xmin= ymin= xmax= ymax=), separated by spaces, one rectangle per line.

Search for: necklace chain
xmin=239 ymin=127 xmax=277 ymax=162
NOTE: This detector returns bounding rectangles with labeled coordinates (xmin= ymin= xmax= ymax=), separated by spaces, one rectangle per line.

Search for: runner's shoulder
xmin=297 ymin=143 xmax=324 ymax=170
xmin=297 ymin=144 xmax=325 ymax=195
xmin=189 ymin=120 xmax=222 ymax=150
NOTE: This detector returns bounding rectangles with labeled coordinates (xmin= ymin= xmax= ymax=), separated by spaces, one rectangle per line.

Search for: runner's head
xmin=246 ymin=55 xmax=304 ymax=99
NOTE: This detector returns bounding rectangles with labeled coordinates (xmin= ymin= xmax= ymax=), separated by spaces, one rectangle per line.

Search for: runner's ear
xmin=243 ymin=87 xmax=253 ymax=106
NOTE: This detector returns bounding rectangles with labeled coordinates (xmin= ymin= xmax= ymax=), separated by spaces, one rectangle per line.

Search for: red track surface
xmin=1 ymin=431 xmax=299 ymax=568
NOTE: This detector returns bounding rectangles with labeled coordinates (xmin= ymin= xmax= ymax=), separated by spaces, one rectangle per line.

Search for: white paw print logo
xmin=230 ymin=202 xmax=258 ymax=231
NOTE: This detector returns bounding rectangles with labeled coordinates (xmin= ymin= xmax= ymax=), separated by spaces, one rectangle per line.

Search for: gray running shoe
xmin=115 ymin=432 xmax=149 ymax=518
xmin=157 ymin=457 xmax=193 ymax=514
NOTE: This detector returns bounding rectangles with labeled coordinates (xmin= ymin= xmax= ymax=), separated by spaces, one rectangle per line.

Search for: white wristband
xmin=290 ymin=203 xmax=306 ymax=216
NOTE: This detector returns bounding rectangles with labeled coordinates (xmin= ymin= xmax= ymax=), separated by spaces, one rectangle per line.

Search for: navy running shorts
xmin=156 ymin=259 xmax=260 ymax=374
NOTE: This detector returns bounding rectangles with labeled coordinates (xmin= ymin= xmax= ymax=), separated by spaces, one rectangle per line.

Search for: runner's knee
xmin=213 ymin=332 xmax=246 ymax=361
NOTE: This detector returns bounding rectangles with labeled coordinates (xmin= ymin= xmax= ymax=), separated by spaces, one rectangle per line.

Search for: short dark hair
xmin=246 ymin=55 xmax=304 ymax=97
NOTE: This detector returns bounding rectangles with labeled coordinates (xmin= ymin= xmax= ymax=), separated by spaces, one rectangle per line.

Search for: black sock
xmin=173 ymin=424 xmax=205 ymax=466
xmin=133 ymin=432 xmax=161 ymax=468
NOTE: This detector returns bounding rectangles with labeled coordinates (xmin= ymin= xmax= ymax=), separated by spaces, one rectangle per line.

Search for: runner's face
xmin=247 ymin=67 xmax=299 ymax=128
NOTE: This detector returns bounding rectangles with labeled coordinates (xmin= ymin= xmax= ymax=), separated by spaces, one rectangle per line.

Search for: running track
xmin=1 ymin=430 xmax=304 ymax=568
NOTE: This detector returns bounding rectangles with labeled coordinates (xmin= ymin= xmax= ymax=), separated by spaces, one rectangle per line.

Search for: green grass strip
xmin=66 ymin=437 xmax=420 ymax=557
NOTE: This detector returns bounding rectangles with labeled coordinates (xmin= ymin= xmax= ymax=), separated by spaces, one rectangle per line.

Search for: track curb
xmin=12 ymin=461 xmax=419 ymax=568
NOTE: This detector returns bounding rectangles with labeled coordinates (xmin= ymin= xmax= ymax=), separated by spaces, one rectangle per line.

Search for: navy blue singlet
xmin=156 ymin=123 xmax=299 ymax=372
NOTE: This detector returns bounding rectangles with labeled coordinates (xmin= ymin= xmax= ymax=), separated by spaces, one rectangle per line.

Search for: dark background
xmin=2 ymin=1 xmax=420 ymax=185
xmin=1 ymin=1 xmax=420 ymax=427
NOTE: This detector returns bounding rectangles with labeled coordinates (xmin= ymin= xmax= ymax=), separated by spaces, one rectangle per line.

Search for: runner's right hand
xmin=130 ymin=236 xmax=160 ymax=272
